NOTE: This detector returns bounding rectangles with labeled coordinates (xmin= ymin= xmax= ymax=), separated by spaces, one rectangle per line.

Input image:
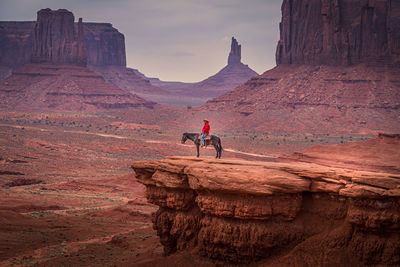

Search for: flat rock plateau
xmin=132 ymin=134 xmax=400 ymax=266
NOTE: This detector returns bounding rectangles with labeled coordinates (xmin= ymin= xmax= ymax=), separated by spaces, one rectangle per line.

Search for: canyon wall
xmin=0 ymin=20 xmax=126 ymax=68
xmin=205 ymin=0 xmax=400 ymax=134
xmin=276 ymin=0 xmax=400 ymax=66
xmin=132 ymin=145 xmax=400 ymax=265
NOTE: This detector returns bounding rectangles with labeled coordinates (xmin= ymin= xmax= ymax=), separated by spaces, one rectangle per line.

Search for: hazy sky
xmin=0 ymin=0 xmax=282 ymax=82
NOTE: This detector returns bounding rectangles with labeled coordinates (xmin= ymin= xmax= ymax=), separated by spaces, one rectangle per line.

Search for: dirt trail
xmin=0 ymin=123 xmax=276 ymax=159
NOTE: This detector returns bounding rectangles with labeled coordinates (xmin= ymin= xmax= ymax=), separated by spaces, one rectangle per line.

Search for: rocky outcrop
xmin=227 ymin=37 xmax=241 ymax=65
xmin=205 ymin=1 xmax=400 ymax=134
xmin=132 ymin=135 xmax=400 ymax=265
xmin=0 ymin=63 xmax=156 ymax=111
xmin=0 ymin=21 xmax=125 ymax=68
xmin=31 ymin=9 xmax=86 ymax=66
xmin=143 ymin=37 xmax=258 ymax=106
xmin=83 ymin=23 xmax=126 ymax=66
xmin=0 ymin=22 xmax=33 ymax=69
xmin=205 ymin=64 xmax=400 ymax=134
xmin=276 ymin=0 xmax=400 ymax=66
xmin=89 ymin=66 xmax=170 ymax=99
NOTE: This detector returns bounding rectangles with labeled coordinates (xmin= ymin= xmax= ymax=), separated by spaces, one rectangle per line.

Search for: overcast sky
xmin=0 ymin=0 xmax=282 ymax=82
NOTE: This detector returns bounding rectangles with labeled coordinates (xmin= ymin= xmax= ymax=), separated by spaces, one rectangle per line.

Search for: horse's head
xmin=181 ymin=133 xmax=188 ymax=144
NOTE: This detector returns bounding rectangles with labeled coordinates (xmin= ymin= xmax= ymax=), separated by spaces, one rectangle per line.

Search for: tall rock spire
xmin=228 ymin=37 xmax=241 ymax=65
xmin=31 ymin=8 xmax=87 ymax=66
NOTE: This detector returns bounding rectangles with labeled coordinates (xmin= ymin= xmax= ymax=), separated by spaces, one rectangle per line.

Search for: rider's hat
xmin=203 ymin=119 xmax=209 ymax=122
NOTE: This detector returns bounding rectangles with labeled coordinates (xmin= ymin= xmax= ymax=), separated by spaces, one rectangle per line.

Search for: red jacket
xmin=202 ymin=123 xmax=210 ymax=134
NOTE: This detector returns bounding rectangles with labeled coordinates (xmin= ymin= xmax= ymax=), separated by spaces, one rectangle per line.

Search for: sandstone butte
xmin=0 ymin=10 xmax=165 ymax=100
xmin=132 ymin=134 xmax=400 ymax=265
xmin=146 ymin=37 xmax=259 ymax=99
xmin=0 ymin=9 xmax=155 ymax=111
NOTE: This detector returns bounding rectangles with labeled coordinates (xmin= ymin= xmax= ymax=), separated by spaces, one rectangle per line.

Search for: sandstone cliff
xmin=0 ymin=22 xmax=33 ymax=69
xmin=276 ymin=0 xmax=400 ymax=66
xmin=83 ymin=23 xmax=126 ymax=66
xmin=0 ymin=21 xmax=126 ymax=68
xmin=31 ymin=9 xmax=86 ymax=66
xmin=0 ymin=9 xmax=156 ymax=111
xmin=0 ymin=17 xmax=167 ymax=100
xmin=204 ymin=1 xmax=400 ymax=134
xmin=132 ymin=135 xmax=400 ymax=265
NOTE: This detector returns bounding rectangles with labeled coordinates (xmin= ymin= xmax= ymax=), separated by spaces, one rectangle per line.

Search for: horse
xmin=181 ymin=133 xmax=222 ymax=158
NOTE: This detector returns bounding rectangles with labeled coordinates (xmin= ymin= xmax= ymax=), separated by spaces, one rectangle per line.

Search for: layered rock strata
xmin=31 ymin=9 xmax=86 ymax=66
xmin=202 ymin=0 xmax=400 ymax=134
xmin=0 ymin=21 xmax=126 ymax=68
xmin=0 ymin=64 xmax=155 ymax=111
xmin=276 ymin=0 xmax=400 ymax=66
xmin=132 ymin=138 xmax=400 ymax=264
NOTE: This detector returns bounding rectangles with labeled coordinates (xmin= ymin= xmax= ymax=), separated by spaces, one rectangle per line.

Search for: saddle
xmin=198 ymin=135 xmax=211 ymax=141
xmin=198 ymin=135 xmax=211 ymax=146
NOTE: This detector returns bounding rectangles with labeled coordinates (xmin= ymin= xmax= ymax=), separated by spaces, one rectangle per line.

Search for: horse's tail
xmin=219 ymin=137 xmax=223 ymax=151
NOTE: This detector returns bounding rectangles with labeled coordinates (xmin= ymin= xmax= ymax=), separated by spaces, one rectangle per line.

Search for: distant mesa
xmin=0 ymin=13 xmax=260 ymax=107
xmin=0 ymin=9 xmax=164 ymax=102
xmin=0 ymin=8 xmax=156 ymax=112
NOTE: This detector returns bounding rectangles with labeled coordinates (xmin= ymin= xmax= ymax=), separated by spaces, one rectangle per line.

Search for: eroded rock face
xmin=227 ymin=37 xmax=241 ymax=65
xmin=276 ymin=0 xmax=400 ymax=66
xmin=31 ymin=9 xmax=87 ymax=66
xmin=83 ymin=23 xmax=126 ymax=66
xmin=132 ymin=142 xmax=400 ymax=264
xmin=0 ymin=21 xmax=125 ymax=68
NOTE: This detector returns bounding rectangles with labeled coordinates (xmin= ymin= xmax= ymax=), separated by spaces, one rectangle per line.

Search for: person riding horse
xmin=201 ymin=119 xmax=210 ymax=147
xmin=181 ymin=119 xmax=222 ymax=158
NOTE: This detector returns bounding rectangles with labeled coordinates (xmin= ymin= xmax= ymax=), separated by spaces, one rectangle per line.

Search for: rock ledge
xmin=132 ymin=155 xmax=400 ymax=264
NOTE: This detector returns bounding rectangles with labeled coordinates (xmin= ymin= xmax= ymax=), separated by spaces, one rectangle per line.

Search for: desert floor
xmin=0 ymin=110 xmax=371 ymax=266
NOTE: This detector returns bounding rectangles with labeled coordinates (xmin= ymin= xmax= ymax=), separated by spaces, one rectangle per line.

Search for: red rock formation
xmin=90 ymin=66 xmax=169 ymax=96
xmin=0 ymin=21 xmax=127 ymax=69
xmin=0 ymin=22 xmax=33 ymax=69
xmin=203 ymin=1 xmax=400 ymax=134
xmin=83 ymin=23 xmax=126 ymax=66
xmin=276 ymin=0 xmax=400 ymax=67
xmin=31 ymin=9 xmax=86 ymax=66
xmin=144 ymin=37 xmax=258 ymax=105
xmin=227 ymin=37 xmax=241 ymax=65
xmin=132 ymin=135 xmax=400 ymax=265
xmin=0 ymin=63 xmax=155 ymax=111
xmin=205 ymin=64 xmax=400 ymax=134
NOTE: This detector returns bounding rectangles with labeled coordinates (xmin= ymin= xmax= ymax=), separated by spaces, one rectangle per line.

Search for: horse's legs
xmin=213 ymin=144 xmax=218 ymax=158
xmin=196 ymin=143 xmax=200 ymax=157
xmin=218 ymin=143 xmax=222 ymax=158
